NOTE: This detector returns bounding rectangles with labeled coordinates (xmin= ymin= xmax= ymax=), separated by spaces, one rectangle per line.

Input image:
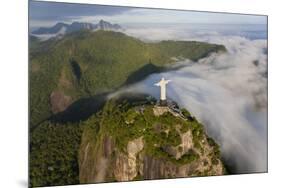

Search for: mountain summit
xmin=97 ymin=19 xmax=122 ymax=30
xmin=78 ymin=96 xmax=225 ymax=183
xmin=32 ymin=20 xmax=122 ymax=35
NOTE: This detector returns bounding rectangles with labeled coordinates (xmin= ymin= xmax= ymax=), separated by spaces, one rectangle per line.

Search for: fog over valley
xmin=112 ymin=24 xmax=268 ymax=173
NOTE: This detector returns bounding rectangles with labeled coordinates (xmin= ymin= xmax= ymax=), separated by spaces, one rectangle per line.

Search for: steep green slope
xmin=78 ymin=96 xmax=225 ymax=183
xmin=30 ymin=30 xmax=226 ymax=127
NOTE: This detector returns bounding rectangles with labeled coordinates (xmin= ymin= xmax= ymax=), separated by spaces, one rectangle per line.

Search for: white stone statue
xmin=154 ymin=77 xmax=171 ymax=103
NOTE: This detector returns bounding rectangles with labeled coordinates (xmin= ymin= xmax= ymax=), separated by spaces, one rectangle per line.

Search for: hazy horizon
xmin=29 ymin=1 xmax=267 ymax=29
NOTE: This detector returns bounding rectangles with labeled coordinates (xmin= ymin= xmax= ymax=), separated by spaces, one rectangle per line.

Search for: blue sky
xmin=30 ymin=1 xmax=267 ymax=28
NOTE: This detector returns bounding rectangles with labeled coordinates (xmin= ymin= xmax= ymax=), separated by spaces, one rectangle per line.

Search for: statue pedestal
xmin=160 ymin=99 xmax=167 ymax=106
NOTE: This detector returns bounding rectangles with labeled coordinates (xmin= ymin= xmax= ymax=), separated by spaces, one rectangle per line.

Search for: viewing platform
xmin=153 ymin=100 xmax=187 ymax=120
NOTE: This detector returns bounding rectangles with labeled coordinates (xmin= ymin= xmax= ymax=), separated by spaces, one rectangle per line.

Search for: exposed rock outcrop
xmin=114 ymin=137 xmax=144 ymax=181
xmin=50 ymin=91 xmax=72 ymax=114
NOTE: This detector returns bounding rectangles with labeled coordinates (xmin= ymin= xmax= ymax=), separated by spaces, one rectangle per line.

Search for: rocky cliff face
xmin=78 ymin=99 xmax=225 ymax=183
xmin=114 ymin=137 xmax=144 ymax=181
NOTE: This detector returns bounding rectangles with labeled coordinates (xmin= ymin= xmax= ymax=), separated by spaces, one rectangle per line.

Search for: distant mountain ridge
xmin=32 ymin=20 xmax=122 ymax=35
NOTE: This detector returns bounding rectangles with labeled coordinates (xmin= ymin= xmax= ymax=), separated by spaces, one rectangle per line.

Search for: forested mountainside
xmin=30 ymin=30 xmax=226 ymax=127
xmin=29 ymin=29 xmax=226 ymax=187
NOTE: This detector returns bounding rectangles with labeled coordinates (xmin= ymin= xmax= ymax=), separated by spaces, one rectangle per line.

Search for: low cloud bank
xmin=113 ymin=26 xmax=267 ymax=173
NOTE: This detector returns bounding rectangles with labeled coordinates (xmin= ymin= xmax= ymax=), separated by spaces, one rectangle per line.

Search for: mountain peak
xmin=79 ymin=97 xmax=225 ymax=182
xmin=99 ymin=19 xmax=105 ymax=23
xmin=97 ymin=19 xmax=121 ymax=30
xmin=55 ymin=22 xmax=68 ymax=26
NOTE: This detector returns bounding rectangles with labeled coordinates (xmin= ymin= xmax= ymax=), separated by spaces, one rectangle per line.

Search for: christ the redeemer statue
xmin=154 ymin=77 xmax=171 ymax=106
